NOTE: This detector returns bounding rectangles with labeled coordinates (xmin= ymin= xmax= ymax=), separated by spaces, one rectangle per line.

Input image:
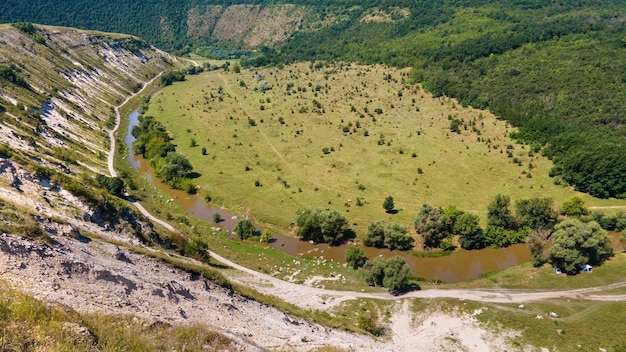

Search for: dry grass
xmin=145 ymin=62 xmax=624 ymax=237
xmin=0 ymin=281 xmax=237 ymax=351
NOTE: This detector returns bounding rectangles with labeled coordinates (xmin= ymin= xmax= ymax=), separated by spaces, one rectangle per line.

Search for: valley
xmin=1 ymin=3 xmax=626 ymax=350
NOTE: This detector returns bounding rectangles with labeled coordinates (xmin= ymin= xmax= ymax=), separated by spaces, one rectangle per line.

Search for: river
xmin=125 ymin=111 xmax=623 ymax=283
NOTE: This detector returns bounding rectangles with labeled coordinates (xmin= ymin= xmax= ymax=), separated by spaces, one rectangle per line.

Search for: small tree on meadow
xmin=383 ymin=196 xmax=395 ymax=213
xmin=212 ymin=212 xmax=221 ymax=223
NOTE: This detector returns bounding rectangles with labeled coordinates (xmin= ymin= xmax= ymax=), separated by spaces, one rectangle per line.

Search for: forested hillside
xmin=2 ymin=0 xmax=626 ymax=198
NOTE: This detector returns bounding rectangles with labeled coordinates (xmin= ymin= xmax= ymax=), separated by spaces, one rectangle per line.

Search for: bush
xmin=234 ymin=219 xmax=257 ymax=240
xmin=345 ymin=246 xmax=367 ymax=269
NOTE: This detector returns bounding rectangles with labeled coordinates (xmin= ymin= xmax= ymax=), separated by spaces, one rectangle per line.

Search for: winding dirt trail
xmin=208 ymin=249 xmax=626 ymax=310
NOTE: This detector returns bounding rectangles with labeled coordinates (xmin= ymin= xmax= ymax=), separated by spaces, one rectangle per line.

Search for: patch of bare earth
xmin=213 ymin=5 xmax=261 ymax=41
xmin=186 ymin=5 xmax=223 ymax=39
xmin=246 ymin=5 xmax=305 ymax=47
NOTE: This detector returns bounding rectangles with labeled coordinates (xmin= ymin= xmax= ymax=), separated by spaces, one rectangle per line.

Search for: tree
xmin=526 ymin=229 xmax=549 ymax=267
xmin=296 ymin=207 xmax=348 ymax=244
xmin=441 ymin=205 xmax=463 ymax=234
xmin=260 ymin=229 xmax=272 ymax=243
xmin=363 ymin=256 xmax=411 ymax=293
xmin=364 ymin=221 xmax=413 ymax=250
xmin=455 ymin=213 xmax=485 ymax=249
xmin=383 ymin=196 xmax=395 ymax=213
xmin=382 ymin=256 xmax=411 ymax=293
xmin=345 ymin=246 xmax=367 ymax=269
xmin=487 ymin=194 xmax=514 ymax=229
xmin=549 ymin=219 xmax=613 ymax=272
xmin=234 ymin=219 xmax=257 ymax=240
xmin=383 ymin=223 xmax=413 ymax=250
xmin=515 ymin=197 xmax=557 ymax=229
xmin=95 ymin=174 xmax=124 ymax=197
xmin=560 ymin=196 xmax=588 ymax=217
xmin=212 ymin=212 xmax=221 ymax=223
xmin=363 ymin=220 xmax=385 ymax=248
xmin=363 ymin=257 xmax=386 ymax=287
xmin=414 ymin=203 xmax=446 ymax=248
xmin=156 ymin=152 xmax=193 ymax=182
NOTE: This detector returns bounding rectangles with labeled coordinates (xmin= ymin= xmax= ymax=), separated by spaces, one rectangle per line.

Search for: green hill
xmin=2 ymin=1 xmax=626 ymax=197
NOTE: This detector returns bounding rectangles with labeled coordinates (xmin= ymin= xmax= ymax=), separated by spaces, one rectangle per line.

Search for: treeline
xmin=296 ymin=195 xmax=626 ymax=252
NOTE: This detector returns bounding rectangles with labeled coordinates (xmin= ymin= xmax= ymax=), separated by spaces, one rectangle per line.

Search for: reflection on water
xmin=127 ymin=110 xmax=582 ymax=283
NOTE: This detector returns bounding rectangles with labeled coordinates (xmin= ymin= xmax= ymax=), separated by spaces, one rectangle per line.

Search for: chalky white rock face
xmin=0 ymin=25 xmax=175 ymax=173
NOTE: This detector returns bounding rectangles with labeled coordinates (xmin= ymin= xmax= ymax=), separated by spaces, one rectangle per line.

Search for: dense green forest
xmin=2 ymin=0 xmax=626 ymax=198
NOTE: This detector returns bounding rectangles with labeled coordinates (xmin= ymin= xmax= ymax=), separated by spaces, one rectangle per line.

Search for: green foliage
xmin=0 ymin=64 xmax=29 ymax=88
xmin=514 ymin=197 xmax=557 ymax=230
xmin=159 ymin=70 xmax=185 ymax=86
xmin=382 ymin=195 xmax=394 ymax=213
xmin=487 ymin=194 xmax=514 ymax=229
xmin=295 ymin=207 xmax=349 ymax=245
xmin=212 ymin=212 xmax=221 ymax=223
xmin=357 ymin=310 xmax=381 ymax=336
xmin=382 ymin=223 xmax=413 ymax=251
xmin=560 ymin=196 xmax=588 ymax=217
xmin=455 ymin=213 xmax=484 ymax=250
xmin=363 ymin=220 xmax=413 ymax=250
xmin=95 ymin=173 xmax=125 ymax=197
xmin=0 ymin=142 xmax=13 ymax=158
xmin=362 ymin=256 xmax=411 ymax=293
xmin=549 ymin=219 xmax=613 ymax=272
xmin=414 ymin=203 xmax=446 ymax=248
xmin=483 ymin=226 xmax=530 ymax=248
xmin=260 ymin=229 xmax=272 ymax=243
xmin=345 ymin=245 xmax=367 ymax=269
xmin=363 ymin=220 xmax=385 ymax=248
xmin=12 ymin=22 xmax=36 ymax=35
xmin=621 ymin=229 xmax=626 ymax=243
xmin=449 ymin=118 xmax=462 ymax=133
xmin=526 ymin=229 xmax=548 ymax=267
xmin=153 ymin=152 xmax=194 ymax=182
xmin=234 ymin=218 xmax=257 ymax=240
xmin=132 ymin=115 xmax=175 ymax=159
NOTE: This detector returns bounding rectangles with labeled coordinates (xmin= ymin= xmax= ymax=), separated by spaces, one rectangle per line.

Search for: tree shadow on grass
xmin=188 ymin=171 xmax=202 ymax=179
xmin=386 ymin=209 xmax=399 ymax=215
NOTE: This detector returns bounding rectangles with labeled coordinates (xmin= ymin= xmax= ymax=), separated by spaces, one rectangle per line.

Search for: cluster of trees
xmin=548 ymin=219 xmax=613 ymax=272
xmin=159 ymin=70 xmax=185 ymax=87
xmin=362 ymin=256 xmax=411 ymax=293
xmin=132 ymin=115 xmax=196 ymax=193
xmin=363 ymin=220 xmax=413 ymax=251
xmin=345 ymin=246 xmax=412 ymax=293
xmin=295 ymin=207 xmax=349 ymax=245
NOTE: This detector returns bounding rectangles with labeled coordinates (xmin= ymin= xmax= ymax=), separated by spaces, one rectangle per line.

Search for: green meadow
xmin=145 ymin=63 xmax=624 ymax=236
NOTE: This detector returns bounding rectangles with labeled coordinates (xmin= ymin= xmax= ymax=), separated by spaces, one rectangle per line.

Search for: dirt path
xmin=208 ymin=249 xmax=626 ymax=309
xmin=108 ymin=72 xmax=163 ymax=178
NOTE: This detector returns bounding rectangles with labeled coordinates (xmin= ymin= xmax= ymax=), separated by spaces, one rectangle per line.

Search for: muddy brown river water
xmin=126 ymin=111 xmax=623 ymax=283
